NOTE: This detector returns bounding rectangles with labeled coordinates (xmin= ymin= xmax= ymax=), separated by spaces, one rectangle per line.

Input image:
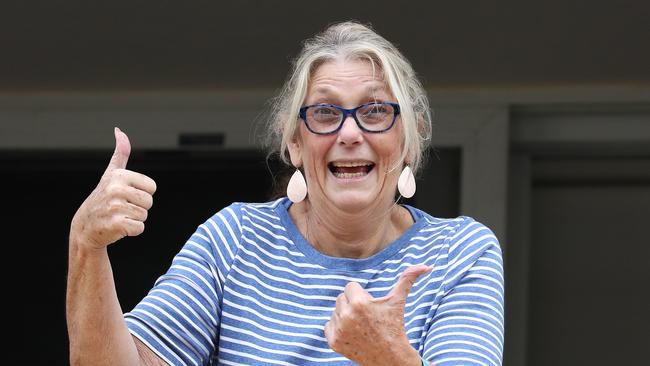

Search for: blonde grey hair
xmin=266 ymin=21 xmax=432 ymax=175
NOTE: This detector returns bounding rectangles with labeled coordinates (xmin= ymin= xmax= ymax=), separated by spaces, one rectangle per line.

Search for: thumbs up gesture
xmin=70 ymin=128 xmax=157 ymax=251
xmin=324 ymin=265 xmax=431 ymax=365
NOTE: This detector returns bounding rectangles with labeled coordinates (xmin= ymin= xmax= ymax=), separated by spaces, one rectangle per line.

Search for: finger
xmin=119 ymin=170 xmax=157 ymax=195
xmin=123 ymin=186 xmax=154 ymax=210
xmin=324 ymin=320 xmax=332 ymax=341
xmin=334 ymin=292 xmax=346 ymax=317
xmin=344 ymin=281 xmax=371 ymax=305
xmin=335 ymin=292 xmax=347 ymax=308
xmin=125 ymin=202 xmax=148 ymax=222
xmin=106 ymin=127 xmax=131 ymax=171
xmin=386 ymin=265 xmax=432 ymax=301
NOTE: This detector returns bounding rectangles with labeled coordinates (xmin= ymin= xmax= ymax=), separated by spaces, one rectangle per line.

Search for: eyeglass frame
xmin=298 ymin=102 xmax=401 ymax=135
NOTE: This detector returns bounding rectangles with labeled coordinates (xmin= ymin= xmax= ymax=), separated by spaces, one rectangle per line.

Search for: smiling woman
xmin=66 ymin=21 xmax=505 ymax=366
xmin=288 ymin=59 xmax=405 ymax=217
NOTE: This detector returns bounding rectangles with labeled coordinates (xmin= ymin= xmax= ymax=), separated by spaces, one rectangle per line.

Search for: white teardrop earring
xmin=287 ymin=169 xmax=307 ymax=203
xmin=398 ymin=165 xmax=416 ymax=198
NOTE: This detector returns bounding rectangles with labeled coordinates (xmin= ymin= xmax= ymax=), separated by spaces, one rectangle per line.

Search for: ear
xmin=287 ymin=135 xmax=303 ymax=168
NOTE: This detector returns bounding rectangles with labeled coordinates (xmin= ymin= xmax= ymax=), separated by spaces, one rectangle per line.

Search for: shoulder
xmin=200 ymin=198 xmax=289 ymax=237
xmin=407 ymin=209 xmax=502 ymax=278
xmin=444 ymin=216 xmax=501 ymax=263
xmin=183 ymin=199 xmax=288 ymax=270
xmin=424 ymin=214 xmax=501 ymax=265
xmin=205 ymin=199 xmax=286 ymax=226
xmin=406 ymin=207 xmax=494 ymax=247
xmin=436 ymin=216 xmax=502 ymax=294
xmin=410 ymin=207 xmax=500 ymax=255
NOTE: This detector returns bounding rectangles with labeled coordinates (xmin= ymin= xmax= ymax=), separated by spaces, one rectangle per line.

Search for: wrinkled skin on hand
xmin=325 ymin=264 xmax=431 ymax=366
xmin=70 ymin=128 xmax=157 ymax=251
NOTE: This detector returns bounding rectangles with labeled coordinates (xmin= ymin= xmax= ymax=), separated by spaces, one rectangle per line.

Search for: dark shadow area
xmin=8 ymin=149 xmax=276 ymax=365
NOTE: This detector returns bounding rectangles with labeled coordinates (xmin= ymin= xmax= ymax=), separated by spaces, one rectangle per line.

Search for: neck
xmin=289 ymin=197 xmax=413 ymax=259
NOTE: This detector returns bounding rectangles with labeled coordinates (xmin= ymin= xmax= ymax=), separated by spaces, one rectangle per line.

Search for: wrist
xmin=391 ymin=337 xmax=422 ymax=366
xmin=355 ymin=340 xmax=421 ymax=366
xmin=407 ymin=348 xmax=425 ymax=366
xmin=384 ymin=341 xmax=422 ymax=366
xmin=69 ymin=217 xmax=108 ymax=253
xmin=69 ymin=231 xmax=107 ymax=259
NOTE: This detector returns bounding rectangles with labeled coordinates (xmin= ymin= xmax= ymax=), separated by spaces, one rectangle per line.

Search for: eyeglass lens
xmin=306 ymin=103 xmax=396 ymax=133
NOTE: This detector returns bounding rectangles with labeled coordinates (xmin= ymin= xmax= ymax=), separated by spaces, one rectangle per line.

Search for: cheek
xmin=302 ymin=137 xmax=336 ymax=172
xmin=373 ymin=136 xmax=403 ymax=167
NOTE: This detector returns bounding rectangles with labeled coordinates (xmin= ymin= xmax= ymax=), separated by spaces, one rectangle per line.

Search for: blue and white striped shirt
xmin=125 ymin=198 xmax=504 ymax=365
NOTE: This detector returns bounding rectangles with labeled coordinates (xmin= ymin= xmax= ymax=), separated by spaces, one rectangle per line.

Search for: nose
xmin=337 ymin=115 xmax=364 ymax=145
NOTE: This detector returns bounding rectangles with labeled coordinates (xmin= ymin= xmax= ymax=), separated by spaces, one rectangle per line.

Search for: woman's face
xmin=288 ymin=58 xmax=404 ymax=213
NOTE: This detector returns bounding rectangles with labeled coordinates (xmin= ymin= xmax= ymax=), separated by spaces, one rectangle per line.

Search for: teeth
xmin=333 ymin=172 xmax=367 ymax=178
xmin=331 ymin=162 xmax=373 ymax=167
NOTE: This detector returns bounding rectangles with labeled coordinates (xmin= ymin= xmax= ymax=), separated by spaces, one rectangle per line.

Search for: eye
xmin=310 ymin=106 xmax=341 ymax=123
xmin=360 ymin=104 xmax=390 ymax=118
xmin=313 ymin=106 xmax=337 ymax=115
xmin=369 ymin=105 xmax=388 ymax=114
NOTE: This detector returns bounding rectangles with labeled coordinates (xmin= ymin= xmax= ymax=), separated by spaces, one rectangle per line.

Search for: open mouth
xmin=328 ymin=161 xmax=375 ymax=179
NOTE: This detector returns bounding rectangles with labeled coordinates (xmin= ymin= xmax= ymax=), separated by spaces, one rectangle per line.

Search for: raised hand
xmin=70 ymin=128 xmax=157 ymax=250
xmin=324 ymin=264 xmax=431 ymax=366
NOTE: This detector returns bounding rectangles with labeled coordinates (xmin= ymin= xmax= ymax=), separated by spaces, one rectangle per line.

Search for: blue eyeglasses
xmin=298 ymin=102 xmax=400 ymax=135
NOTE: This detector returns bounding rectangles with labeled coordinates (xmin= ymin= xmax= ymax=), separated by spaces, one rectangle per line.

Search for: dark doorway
xmin=527 ymin=156 xmax=650 ymax=365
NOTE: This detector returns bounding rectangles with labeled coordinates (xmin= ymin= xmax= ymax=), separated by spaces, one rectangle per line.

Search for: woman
xmin=67 ymin=22 xmax=504 ymax=366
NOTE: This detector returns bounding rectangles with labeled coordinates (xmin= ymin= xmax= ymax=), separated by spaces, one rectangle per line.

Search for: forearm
xmin=66 ymin=237 xmax=140 ymax=366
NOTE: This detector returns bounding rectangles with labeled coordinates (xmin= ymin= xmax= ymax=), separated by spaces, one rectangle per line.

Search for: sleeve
xmin=124 ymin=203 xmax=244 ymax=366
xmin=423 ymin=217 xmax=505 ymax=366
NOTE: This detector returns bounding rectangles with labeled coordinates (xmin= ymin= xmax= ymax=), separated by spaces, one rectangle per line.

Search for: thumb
xmin=107 ymin=127 xmax=131 ymax=170
xmin=386 ymin=264 xmax=432 ymax=302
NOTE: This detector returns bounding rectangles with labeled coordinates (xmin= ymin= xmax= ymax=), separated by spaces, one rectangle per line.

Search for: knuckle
xmin=328 ymin=339 xmax=339 ymax=351
xmin=101 ymin=169 xmax=115 ymax=181
xmin=335 ymin=293 xmax=345 ymax=304
xmin=323 ymin=321 xmax=331 ymax=338
xmin=104 ymin=182 xmax=117 ymax=195
xmin=106 ymin=182 xmax=124 ymax=197
xmin=327 ymin=327 xmax=346 ymax=351
xmin=114 ymin=168 xmax=126 ymax=178
xmin=340 ymin=305 xmax=356 ymax=320
xmin=107 ymin=199 xmax=122 ymax=213
xmin=326 ymin=331 xmax=338 ymax=348
xmin=348 ymin=298 xmax=366 ymax=311
xmin=110 ymin=216 xmax=124 ymax=229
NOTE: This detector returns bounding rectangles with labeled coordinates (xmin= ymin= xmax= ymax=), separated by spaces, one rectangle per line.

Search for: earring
xmin=287 ymin=169 xmax=307 ymax=203
xmin=398 ymin=165 xmax=416 ymax=198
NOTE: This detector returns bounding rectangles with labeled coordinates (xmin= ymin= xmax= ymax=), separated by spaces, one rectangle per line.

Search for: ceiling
xmin=1 ymin=0 xmax=648 ymax=91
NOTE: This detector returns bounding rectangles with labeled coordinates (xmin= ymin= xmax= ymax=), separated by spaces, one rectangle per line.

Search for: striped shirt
xmin=125 ymin=198 xmax=504 ymax=365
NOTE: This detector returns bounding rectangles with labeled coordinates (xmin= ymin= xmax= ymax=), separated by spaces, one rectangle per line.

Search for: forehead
xmin=308 ymin=58 xmax=391 ymax=96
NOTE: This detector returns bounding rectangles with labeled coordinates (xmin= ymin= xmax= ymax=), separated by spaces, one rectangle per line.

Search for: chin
xmin=326 ymin=190 xmax=381 ymax=213
xmin=315 ymin=168 xmax=395 ymax=212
